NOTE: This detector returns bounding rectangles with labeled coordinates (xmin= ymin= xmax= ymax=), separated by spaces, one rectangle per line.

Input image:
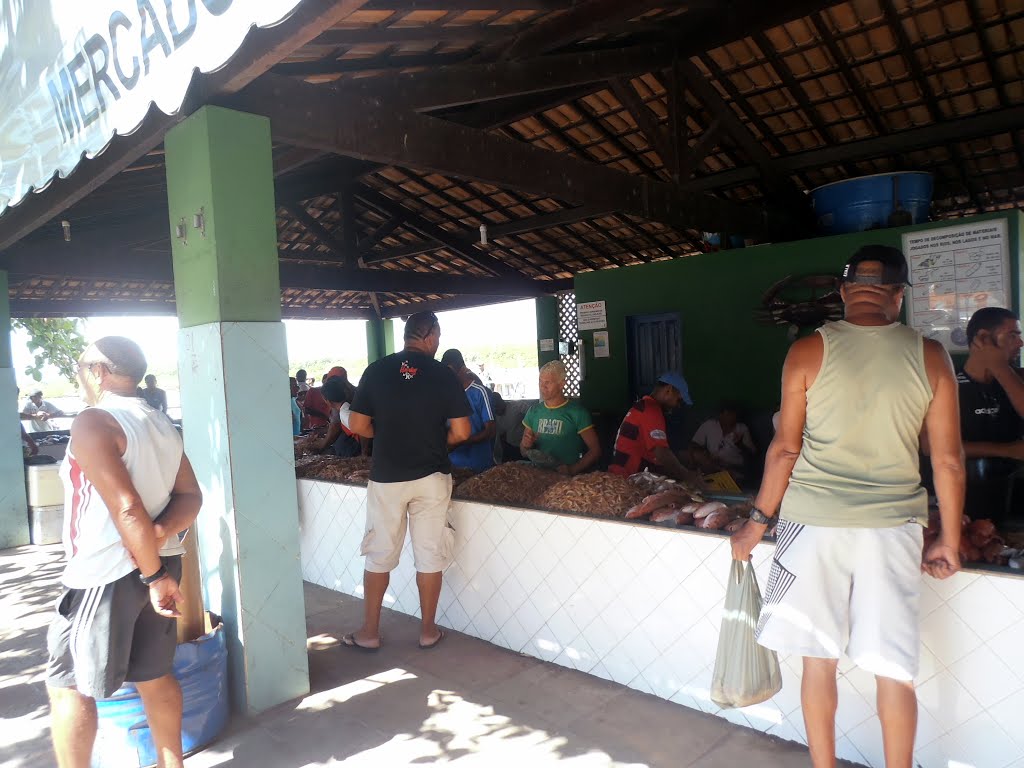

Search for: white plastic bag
xmin=710 ymin=559 xmax=782 ymax=709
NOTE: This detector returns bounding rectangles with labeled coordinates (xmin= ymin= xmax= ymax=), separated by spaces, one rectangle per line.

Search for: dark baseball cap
xmin=841 ymin=245 xmax=909 ymax=286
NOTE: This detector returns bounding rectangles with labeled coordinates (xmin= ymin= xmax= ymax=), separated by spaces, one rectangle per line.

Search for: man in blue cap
xmin=609 ymin=372 xmax=700 ymax=483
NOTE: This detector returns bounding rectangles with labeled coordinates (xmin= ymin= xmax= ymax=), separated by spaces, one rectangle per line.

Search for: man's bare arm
xmin=461 ymin=420 xmax=496 ymax=447
xmin=152 ymin=456 xmax=203 ymax=545
xmin=348 ymin=410 xmax=375 ymax=439
xmin=961 ymin=440 xmax=1024 ymax=460
xmin=70 ymin=409 xmax=163 ymax=577
xmin=447 ymin=416 xmax=472 ymax=447
xmin=652 ymin=446 xmax=704 ymax=485
xmin=732 ymin=334 xmax=821 ymax=560
xmin=567 ymin=428 xmax=601 ymax=475
xmin=922 ymin=339 xmax=966 ymax=578
xmin=988 ymin=364 xmax=1024 ymax=420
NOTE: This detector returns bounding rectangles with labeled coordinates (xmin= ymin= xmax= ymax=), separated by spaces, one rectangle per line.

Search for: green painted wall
xmin=165 ymin=106 xmax=282 ymax=327
xmin=574 ymin=211 xmax=1023 ymax=416
xmin=535 ymin=296 xmax=560 ymax=367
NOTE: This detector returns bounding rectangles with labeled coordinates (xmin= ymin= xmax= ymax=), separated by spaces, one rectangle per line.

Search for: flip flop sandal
xmin=419 ymin=629 xmax=446 ymax=650
xmin=342 ymin=633 xmax=380 ymax=652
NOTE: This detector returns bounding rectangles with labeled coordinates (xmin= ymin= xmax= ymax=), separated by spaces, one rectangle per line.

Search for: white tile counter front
xmin=297 ymin=479 xmax=1024 ymax=768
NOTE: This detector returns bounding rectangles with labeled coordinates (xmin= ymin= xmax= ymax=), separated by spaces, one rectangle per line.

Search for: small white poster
xmin=903 ymin=219 xmax=1010 ymax=352
xmin=539 ymin=338 xmax=554 ymax=352
xmin=593 ymin=330 xmax=610 ymax=358
xmin=577 ymin=300 xmax=607 ymax=331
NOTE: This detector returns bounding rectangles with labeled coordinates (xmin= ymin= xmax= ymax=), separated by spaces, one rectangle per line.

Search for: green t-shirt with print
xmin=522 ymin=399 xmax=594 ymax=467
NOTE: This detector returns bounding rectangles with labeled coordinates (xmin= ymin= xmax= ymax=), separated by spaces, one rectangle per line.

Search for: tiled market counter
xmin=297 ymin=479 xmax=1024 ymax=768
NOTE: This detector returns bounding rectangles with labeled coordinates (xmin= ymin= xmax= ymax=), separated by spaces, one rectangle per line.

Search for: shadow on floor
xmin=2 ymin=548 xmax=853 ymax=768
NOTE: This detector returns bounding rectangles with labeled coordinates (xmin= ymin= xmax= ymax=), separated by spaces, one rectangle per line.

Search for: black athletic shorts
xmin=46 ymin=556 xmax=182 ymax=699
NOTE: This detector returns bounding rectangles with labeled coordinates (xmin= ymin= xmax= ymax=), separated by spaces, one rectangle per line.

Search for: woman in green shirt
xmin=521 ymin=361 xmax=601 ymax=475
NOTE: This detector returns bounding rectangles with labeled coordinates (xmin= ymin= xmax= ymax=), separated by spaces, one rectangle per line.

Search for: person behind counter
xmin=289 ymin=377 xmax=302 ymax=437
xmin=955 ymin=306 xmax=1024 ymax=521
xmin=302 ymin=367 xmax=345 ymax=430
xmin=21 ymin=389 xmax=65 ymax=432
xmin=521 ymin=361 xmax=601 ymax=475
xmin=609 ymin=372 xmax=702 ymax=484
xmin=731 ymin=244 xmax=964 ymax=768
xmin=314 ymin=368 xmax=362 ymax=458
xmin=140 ymin=374 xmax=168 ymax=414
xmin=441 ymin=348 xmax=496 ymax=472
xmin=690 ymin=402 xmax=757 ymax=477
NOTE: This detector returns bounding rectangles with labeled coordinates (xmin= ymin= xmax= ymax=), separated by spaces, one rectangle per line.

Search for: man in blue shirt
xmin=442 ymin=349 xmax=496 ymax=472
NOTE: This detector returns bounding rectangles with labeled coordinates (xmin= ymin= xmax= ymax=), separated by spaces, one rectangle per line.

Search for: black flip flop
xmin=342 ymin=633 xmax=380 ymax=652
xmin=419 ymin=629 xmax=446 ymax=650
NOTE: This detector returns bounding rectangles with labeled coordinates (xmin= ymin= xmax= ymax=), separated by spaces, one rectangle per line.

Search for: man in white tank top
xmin=46 ymin=337 xmax=202 ymax=768
xmin=730 ymin=246 xmax=965 ymax=768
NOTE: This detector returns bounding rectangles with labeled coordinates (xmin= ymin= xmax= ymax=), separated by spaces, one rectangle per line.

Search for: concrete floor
xmin=1 ymin=544 xmax=856 ymax=768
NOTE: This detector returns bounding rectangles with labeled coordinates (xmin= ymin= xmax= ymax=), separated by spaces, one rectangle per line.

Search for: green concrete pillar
xmin=365 ymin=317 xmax=395 ymax=363
xmin=0 ymin=271 xmax=29 ymax=548
xmin=535 ymin=296 xmax=560 ymax=368
xmin=165 ymin=106 xmax=308 ymax=714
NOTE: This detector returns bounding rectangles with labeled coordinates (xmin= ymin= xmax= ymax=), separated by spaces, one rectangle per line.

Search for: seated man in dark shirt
xmin=956 ymin=307 xmax=1024 ymax=521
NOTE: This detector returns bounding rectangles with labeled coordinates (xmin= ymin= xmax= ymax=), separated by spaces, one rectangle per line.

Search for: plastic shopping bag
xmin=710 ymin=560 xmax=782 ymax=709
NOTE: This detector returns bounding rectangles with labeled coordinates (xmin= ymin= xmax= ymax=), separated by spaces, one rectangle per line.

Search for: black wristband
xmin=748 ymin=507 xmax=773 ymax=525
xmin=139 ymin=564 xmax=168 ymax=585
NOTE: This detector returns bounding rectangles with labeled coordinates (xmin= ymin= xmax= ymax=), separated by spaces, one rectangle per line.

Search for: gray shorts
xmin=46 ymin=556 xmax=182 ymax=699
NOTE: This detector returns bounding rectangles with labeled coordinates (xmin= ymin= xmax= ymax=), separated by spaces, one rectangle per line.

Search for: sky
xmin=10 ymin=299 xmax=539 ymax=393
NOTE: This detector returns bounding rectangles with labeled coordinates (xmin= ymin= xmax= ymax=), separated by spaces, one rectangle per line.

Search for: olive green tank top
xmin=781 ymin=320 xmax=932 ymax=528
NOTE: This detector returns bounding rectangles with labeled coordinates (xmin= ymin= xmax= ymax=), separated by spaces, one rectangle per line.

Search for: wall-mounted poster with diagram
xmin=902 ymin=218 xmax=1010 ymax=352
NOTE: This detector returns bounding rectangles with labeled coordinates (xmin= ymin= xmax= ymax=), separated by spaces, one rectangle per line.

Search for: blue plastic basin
xmin=93 ymin=619 xmax=229 ymax=768
xmin=811 ymin=172 xmax=933 ymax=235
xmin=703 ymin=232 xmax=745 ymax=249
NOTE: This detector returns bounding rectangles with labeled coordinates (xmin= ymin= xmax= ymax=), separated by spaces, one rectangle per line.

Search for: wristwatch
xmin=139 ymin=564 xmax=168 ymax=585
xmin=748 ymin=507 xmax=773 ymax=525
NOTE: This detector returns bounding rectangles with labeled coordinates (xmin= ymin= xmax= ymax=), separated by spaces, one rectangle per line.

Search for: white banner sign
xmin=903 ymin=219 xmax=1010 ymax=352
xmin=576 ymin=300 xmax=607 ymax=331
xmin=0 ymin=0 xmax=305 ymax=214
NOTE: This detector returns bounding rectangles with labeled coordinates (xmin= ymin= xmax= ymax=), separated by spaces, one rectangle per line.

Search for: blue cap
xmin=657 ymin=372 xmax=692 ymax=405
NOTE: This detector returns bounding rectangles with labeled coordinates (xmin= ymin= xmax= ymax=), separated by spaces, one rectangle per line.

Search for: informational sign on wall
xmin=593 ymin=330 xmax=610 ymax=358
xmin=902 ymin=219 xmax=1010 ymax=352
xmin=539 ymin=338 xmax=554 ymax=352
xmin=576 ymin=300 xmax=607 ymax=331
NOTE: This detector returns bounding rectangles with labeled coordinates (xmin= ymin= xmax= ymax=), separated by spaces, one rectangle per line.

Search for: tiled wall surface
xmin=298 ymin=479 xmax=1024 ymax=768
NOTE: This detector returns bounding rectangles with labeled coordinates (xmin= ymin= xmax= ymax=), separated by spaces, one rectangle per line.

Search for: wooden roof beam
xmin=241 ymin=75 xmax=788 ymax=237
xmin=355 ymin=187 xmax=535 ymax=282
xmin=284 ymin=203 xmax=353 ymax=265
xmin=607 ymin=77 xmax=674 ymax=180
xmin=682 ymin=104 xmax=1024 ymax=193
xmin=257 ymin=45 xmax=677 ymax=113
xmin=675 ymin=59 xmax=810 ymax=220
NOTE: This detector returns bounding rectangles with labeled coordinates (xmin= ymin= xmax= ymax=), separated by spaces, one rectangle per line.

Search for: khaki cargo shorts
xmin=362 ymin=472 xmax=455 ymax=573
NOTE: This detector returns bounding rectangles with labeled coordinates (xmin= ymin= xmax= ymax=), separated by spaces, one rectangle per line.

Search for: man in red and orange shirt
xmin=609 ymin=372 xmax=701 ymax=484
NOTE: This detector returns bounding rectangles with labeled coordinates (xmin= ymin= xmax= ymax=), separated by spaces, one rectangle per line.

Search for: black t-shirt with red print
xmin=352 ymin=351 xmax=471 ymax=483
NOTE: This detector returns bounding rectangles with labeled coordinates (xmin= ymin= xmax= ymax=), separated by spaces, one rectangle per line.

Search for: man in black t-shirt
xmin=957 ymin=307 xmax=1024 ymax=520
xmin=345 ymin=312 xmax=472 ymax=650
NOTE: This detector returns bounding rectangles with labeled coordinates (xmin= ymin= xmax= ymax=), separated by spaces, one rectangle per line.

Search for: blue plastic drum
xmin=703 ymin=232 xmax=746 ymax=249
xmin=92 ymin=619 xmax=229 ymax=768
xmin=811 ymin=172 xmax=933 ymax=235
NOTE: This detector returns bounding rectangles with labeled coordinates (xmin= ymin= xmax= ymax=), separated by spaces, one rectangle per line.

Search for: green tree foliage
xmin=12 ymin=318 xmax=86 ymax=384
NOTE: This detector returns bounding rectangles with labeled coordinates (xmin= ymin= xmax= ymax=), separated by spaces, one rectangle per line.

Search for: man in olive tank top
xmin=731 ymin=245 xmax=965 ymax=768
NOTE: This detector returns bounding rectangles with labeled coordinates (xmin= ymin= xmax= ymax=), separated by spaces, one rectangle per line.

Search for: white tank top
xmin=59 ymin=394 xmax=185 ymax=588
